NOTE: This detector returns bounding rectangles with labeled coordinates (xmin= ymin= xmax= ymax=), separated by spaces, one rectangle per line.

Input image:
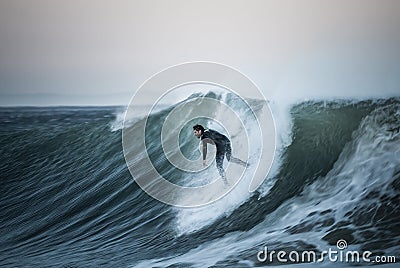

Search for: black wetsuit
xmin=201 ymin=129 xmax=232 ymax=177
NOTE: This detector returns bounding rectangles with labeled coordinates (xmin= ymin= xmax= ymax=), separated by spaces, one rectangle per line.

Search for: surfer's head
xmin=193 ymin=124 xmax=205 ymax=138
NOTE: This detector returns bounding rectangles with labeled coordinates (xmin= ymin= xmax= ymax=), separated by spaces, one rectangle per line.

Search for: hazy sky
xmin=0 ymin=0 xmax=399 ymax=105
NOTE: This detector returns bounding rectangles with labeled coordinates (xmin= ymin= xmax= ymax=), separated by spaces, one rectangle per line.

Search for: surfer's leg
xmin=225 ymin=142 xmax=232 ymax=161
xmin=215 ymin=151 xmax=228 ymax=185
xmin=225 ymin=142 xmax=249 ymax=167
xmin=230 ymin=157 xmax=249 ymax=167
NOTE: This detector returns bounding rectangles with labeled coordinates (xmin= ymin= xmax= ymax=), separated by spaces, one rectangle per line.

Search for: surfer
xmin=193 ymin=124 xmax=248 ymax=185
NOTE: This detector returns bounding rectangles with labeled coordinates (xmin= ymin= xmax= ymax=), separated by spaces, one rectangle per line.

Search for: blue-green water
xmin=0 ymin=96 xmax=399 ymax=267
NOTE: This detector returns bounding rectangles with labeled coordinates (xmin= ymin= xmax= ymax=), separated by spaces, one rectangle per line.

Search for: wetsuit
xmin=201 ymin=129 xmax=233 ymax=178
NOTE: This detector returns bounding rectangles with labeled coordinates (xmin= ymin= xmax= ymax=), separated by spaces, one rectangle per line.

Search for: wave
xmin=0 ymin=96 xmax=399 ymax=267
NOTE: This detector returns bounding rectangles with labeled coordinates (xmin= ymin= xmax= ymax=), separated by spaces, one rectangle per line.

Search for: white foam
xmin=173 ymin=94 xmax=279 ymax=235
xmin=172 ymin=90 xmax=304 ymax=234
xmin=109 ymin=105 xmax=169 ymax=132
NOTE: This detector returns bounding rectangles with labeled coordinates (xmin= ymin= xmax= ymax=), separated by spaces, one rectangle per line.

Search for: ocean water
xmin=0 ymin=95 xmax=399 ymax=267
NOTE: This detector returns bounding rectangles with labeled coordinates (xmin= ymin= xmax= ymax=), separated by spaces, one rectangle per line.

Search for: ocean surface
xmin=0 ymin=94 xmax=399 ymax=267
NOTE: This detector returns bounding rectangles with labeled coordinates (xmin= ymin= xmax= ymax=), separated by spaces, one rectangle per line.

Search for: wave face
xmin=0 ymin=96 xmax=399 ymax=267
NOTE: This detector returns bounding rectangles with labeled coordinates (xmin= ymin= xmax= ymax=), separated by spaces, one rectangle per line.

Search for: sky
xmin=0 ymin=0 xmax=399 ymax=106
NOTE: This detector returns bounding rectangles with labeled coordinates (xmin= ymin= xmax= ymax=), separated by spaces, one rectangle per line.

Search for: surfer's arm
xmin=202 ymin=140 xmax=207 ymax=166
